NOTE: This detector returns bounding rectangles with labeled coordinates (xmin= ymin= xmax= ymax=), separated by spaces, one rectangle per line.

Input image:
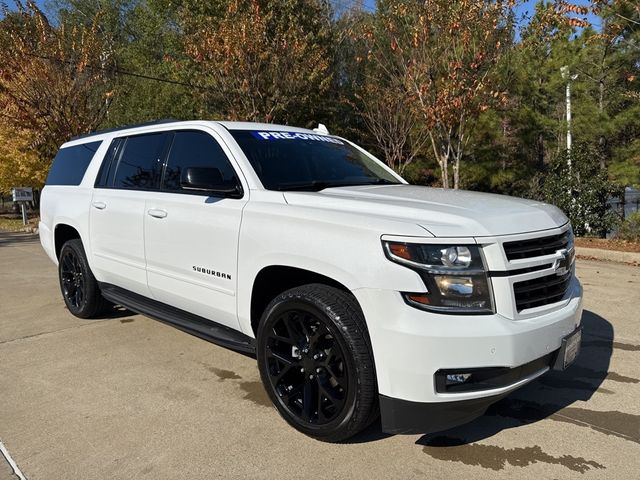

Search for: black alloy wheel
xmin=264 ymin=307 xmax=350 ymax=425
xmin=60 ymin=247 xmax=85 ymax=310
xmin=57 ymin=239 xmax=111 ymax=318
xmin=257 ymin=284 xmax=378 ymax=442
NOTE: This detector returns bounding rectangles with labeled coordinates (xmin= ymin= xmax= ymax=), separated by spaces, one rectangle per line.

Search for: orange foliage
xmin=357 ymin=0 xmax=513 ymax=188
xmin=0 ymin=1 xmax=114 ymax=158
xmin=182 ymin=0 xmax=332 ymax=124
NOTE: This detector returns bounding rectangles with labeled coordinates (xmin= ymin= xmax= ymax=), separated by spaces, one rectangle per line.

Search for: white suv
xmin=39 ymin=120 xmax=583 ymax=442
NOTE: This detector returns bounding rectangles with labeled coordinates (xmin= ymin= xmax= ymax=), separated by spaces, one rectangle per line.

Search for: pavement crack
xmin=552 ymin=412 xmax=629 ymax=439
xmin=0 ymin=320 xmax=112 ymax=346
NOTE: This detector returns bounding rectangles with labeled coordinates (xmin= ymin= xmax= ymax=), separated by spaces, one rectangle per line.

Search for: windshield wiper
xmin=274 ymin=181 xmax=335 ymax=192
xmin=275 ymin=179 xmax=400 ymax=192
xmin=353 ymin=178 xmax=399 ymax=186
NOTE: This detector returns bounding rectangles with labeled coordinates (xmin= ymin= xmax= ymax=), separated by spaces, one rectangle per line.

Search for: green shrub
xmin=537 ymin=144 xmax=619 ymax=237
xmin=616 ymin=211 xmax=640 ymax=242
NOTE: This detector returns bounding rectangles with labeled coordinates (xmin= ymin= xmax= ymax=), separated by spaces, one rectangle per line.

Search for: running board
xmin=99 ymin=283 xmax=256 ymax=354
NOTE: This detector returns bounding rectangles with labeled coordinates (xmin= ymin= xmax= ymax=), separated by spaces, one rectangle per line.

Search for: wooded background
xmin=0 ymin=0 xmax=638 ymax=236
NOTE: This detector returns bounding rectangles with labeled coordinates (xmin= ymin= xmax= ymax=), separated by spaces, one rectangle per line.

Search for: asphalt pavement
xmin=0 ymin=232 xmax=638 ymax=479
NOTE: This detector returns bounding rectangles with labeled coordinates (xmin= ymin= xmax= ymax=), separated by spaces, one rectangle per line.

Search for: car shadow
xmin=92 ymin=304 xmax=137 ymax=320
xmin=416 ymin=309 xmax=615 ymax=447
xmin=0 ymin=231 xmax=39 ymax=247
xmin=345 ymin=418 xmax=393 ymax=444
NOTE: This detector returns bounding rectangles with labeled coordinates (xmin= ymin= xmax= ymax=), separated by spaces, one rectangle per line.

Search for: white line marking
xmin=0 ymin=439 xmax=27 ymax=480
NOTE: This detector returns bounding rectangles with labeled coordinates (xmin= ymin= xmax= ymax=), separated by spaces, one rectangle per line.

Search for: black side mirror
xmin=180 ymin=167 xmax=240 ymax=196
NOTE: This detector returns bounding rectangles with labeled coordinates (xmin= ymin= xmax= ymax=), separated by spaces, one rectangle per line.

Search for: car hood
xmin=283 ymin=185 xmax=568 ymax=237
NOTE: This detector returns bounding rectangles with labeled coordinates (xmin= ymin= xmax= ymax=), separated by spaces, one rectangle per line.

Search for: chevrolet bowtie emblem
xmin=554 ymin=249 xmax=571 ymax=276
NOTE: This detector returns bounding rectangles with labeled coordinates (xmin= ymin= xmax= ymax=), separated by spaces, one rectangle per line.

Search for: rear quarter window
xmin=46 ymin=141 xmax=102 ymax=186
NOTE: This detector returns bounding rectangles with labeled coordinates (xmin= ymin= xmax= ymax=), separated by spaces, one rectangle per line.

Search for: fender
xmin=237 ymin=254 xmax=360 ymax=336
xmin=53 ymin=218 xmax=90 ymax=264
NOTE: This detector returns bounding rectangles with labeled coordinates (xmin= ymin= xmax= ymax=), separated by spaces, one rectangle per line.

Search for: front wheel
xmin=256 ymin=284 xmax=378 ymax=442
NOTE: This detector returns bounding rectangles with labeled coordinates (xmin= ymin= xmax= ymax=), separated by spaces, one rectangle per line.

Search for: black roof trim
xmin=70 ymin=119 xmax=179 ymax=141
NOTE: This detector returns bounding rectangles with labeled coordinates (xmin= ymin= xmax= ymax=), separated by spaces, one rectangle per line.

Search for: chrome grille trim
xmin=503 ymin=230 xmax=571 ymax=260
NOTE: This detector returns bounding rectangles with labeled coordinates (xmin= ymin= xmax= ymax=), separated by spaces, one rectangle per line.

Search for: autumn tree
xmin=356 ymin=82 xmax=430 ymax=174
xmin=346 ymin=9 xmax=429 ymax=174
xmin=0 ymin=1 xmax=115 ymax=159
xmin=358 ymin=1 xmax=515 ymax=189
xmin=181 ymin=0 xmax=334 ymax=125
xmin=0 ymin=123 xmax=44 ymax=193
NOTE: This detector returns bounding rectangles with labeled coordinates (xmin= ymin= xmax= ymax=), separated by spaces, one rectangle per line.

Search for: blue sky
xmin=515 ymin=0 xmax=600 ymax=29
xmin=9 ymin=0 xmax=602 ymax=31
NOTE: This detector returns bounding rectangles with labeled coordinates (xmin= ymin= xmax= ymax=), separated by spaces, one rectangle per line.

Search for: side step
xmin=100 ymin=283 xmax=256 ymax=355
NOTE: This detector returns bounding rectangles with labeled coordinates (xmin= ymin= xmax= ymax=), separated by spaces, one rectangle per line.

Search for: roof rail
xmin=70 ymin=119 xmax=179 ymax=141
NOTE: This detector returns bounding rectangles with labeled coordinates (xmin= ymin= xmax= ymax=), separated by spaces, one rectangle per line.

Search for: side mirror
xmin=180 ymin=167 xmax=240 ymax=196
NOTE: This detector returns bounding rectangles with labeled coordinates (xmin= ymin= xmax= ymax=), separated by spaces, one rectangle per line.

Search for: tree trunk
xmin=441 ymin=156 xmax=449 ymax=188
xmin=453 ymin=158 xmax=460 ymax=189
xmin=598 ymin=79 xmax=606 ymax=169
xmin=429 ymin=132 xmax=449 ymax=188
xmin=598 ymin=79 xmax=604 ymax=112
xmin=537 ymin=133 xmax=545 ymax=169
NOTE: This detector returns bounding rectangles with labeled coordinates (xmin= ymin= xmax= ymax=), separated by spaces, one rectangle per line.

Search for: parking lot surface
xmin=1 ymin=232 xmax=639 ymax=479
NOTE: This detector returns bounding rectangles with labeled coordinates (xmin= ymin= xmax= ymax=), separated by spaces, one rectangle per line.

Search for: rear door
xmin=89 ymin=132 xmax=170 ymax=297
xmin=143 ymin=128 xmax=247 ymax=329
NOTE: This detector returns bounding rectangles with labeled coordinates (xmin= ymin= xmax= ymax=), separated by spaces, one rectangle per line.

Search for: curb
xmin=576 ymin=246 xmax=640 ymax=265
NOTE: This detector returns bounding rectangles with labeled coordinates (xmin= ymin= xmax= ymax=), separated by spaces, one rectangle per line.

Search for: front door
xmin=143 ymin=128 xmax=247 ymax=329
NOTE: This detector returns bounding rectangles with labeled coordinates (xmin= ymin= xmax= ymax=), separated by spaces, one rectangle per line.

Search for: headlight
xmin=383 ymin=241 xmax=494 ymax=314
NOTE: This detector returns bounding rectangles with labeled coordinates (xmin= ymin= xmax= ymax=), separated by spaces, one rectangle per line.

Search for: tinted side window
xmin=46 ymin=141 xmax=102 ymax=186
xmin=113 ymin=133 xmax=168 ymax=190
xmin=163 ymin=131 xmax=238 ymax=191
xmin=94 ymin=139 xmax=124 ymax=188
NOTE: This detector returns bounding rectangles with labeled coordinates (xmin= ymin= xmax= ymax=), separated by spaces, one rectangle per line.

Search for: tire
xmin=256 ymin=283 xmax=379 ymax=442
xmin=58 ymin=239 xmax=111 ymax=318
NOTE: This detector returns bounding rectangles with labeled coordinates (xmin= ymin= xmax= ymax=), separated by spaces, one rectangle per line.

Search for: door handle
xmin=91 ymin=201 xmax=106 ymax=210
xmin=147 ymin=208 xmax=168 ymax=219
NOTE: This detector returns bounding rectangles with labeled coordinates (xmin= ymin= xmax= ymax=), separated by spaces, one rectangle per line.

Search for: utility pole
xmin=560 ymin=66 xmax=578 ymax=166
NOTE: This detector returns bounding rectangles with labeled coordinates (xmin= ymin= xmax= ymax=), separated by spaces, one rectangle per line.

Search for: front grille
xmin=514 ymin=271 xmax=572 ymax=311
xmin=503 ymin=230 xmax=571 ymax=260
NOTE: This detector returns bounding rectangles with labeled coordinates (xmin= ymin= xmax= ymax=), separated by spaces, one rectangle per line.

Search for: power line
xmin=23 ymin=52 xmax=202 ymax=90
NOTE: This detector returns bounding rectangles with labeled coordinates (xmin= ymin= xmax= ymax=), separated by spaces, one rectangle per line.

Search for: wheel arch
xmin=249 ymin=265 xmax=355 ymax=336
xmin=54 ymin=222 xmax=82 ymax=259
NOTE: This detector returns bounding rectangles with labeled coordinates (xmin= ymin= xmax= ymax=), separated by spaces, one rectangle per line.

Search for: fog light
xmin=446 ymin=373 xmax=472 ymax=385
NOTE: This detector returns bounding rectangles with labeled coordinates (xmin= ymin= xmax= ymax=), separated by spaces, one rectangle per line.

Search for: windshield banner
xmin=251 ymin=131 xmax=344 ymax=145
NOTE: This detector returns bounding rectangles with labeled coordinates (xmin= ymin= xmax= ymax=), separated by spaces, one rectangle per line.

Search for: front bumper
xmin=353 ymin=277 xmax=582 ymax=433
xmin=379 ymin=349 xmax=559 ymax=434
xmin=379 ymin=391 xmax=510 ymax=435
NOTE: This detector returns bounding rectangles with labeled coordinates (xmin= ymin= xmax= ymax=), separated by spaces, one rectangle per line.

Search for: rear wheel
xmin=58 ymin=239 xmax=110 ymax=318
xmin=257 ymin=284 xmax=378 ymax=442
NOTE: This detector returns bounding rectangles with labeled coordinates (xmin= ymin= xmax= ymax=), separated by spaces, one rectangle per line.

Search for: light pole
xmin=561 ymin=66 xmax=588 ymax=233
xmin=560 ymin=65 xmax=578 ymax=166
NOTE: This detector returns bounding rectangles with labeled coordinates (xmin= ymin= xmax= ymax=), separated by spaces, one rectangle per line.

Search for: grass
xmin=0 ymin=215 xmax=39 ymax=232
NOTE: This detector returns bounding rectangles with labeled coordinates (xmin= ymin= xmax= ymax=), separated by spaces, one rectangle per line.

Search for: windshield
xmin=229 ymin=130 xmax=401 ymax=191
